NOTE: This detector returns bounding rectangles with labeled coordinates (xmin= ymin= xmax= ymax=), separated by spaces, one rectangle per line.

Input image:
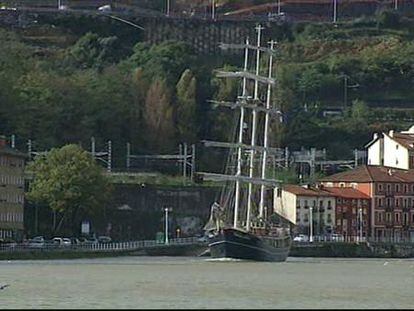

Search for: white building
xmin=274 ymin=185 xmax=336 ymax=236
xmin=366 ymin=126 xmax=414 ymax=170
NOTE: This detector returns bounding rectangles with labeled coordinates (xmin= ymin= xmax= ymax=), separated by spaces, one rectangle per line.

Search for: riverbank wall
xmin=291 ymin=242 xmax=414 ymax=258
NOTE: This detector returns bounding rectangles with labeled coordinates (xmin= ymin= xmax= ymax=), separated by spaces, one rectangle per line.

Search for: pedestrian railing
xmin=0 ymin=237 xmax=203 ymax=253
xmin=293 ymin=235 xmax=414 ymax=245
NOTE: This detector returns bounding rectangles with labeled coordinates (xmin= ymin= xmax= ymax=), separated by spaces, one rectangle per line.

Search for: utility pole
xmin=333 ymin=0 xmax=337 ymax=23
xmin=166 ymin=0 xmax=170 ymax=16
xmin=344 ymin=74 xmax=348 ymax=107
xmin=126 ymin=142 xmax=131 ymax=170
xmin=358 ymin=208 xmax=363 ymax=242
xmin=183 ymin=142 xmax=187 ymax=179
xmin=164 ymin=207 xmax=172 ymax=244
xmin=91 ymin=136 xmax=96 ymax=158
xmin=191 ymin=144 xmax=195 ymax=181
xmin=107 ymin=140 xmax=112 ymax=173
xmin=278 ymin=0 xmax=281 ymax=15
xmin=11 ymin=134 xmax=15 ymax=149
xmin=212 ymin=0 xmax=215 ymax=20
xmin=309 ymin=206 xmax=313 ymax=242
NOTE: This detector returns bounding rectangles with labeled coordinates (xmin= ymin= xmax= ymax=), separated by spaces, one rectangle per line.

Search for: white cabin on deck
xmin=366 ymin=126 xmax=414 ymax=170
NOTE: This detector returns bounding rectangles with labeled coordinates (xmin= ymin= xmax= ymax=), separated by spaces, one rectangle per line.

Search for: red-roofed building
xmin=324 ymin=187 xmax=370 ymax=239
xmin=319 ymin=165 xmax=414 ymax=241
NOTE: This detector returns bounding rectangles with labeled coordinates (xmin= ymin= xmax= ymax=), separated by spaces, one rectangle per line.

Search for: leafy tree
xmin=144 ymin=79 xmax=176 ymax=152
xmin=27 ymin=144 xmax=112 ymax=235
xmin=176 ymin=69 xmax=198 ymax=143
xmin=66 ymin=32 xmax=120 ymax=69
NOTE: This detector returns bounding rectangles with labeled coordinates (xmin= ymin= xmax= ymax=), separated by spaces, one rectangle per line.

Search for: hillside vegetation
xmin=0 ymin=8 xmax=413 ymax=173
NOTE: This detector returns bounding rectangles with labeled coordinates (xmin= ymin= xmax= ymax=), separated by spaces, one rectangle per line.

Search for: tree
xmin=176 ymin=69 xmax=198 ymax=143
xmin=65 ymin=32 xmax=120 ymax=69
xmin=26 ymin=144 xmax=112 ymax=235
xmin=144 ymin=79 xmax=176 ymax=152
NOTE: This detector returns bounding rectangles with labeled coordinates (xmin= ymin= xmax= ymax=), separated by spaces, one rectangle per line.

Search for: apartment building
xmin=0 ymin=136 xmax=27 ymax=241
xmin=319 ymin=165 xmax=414 ymax=241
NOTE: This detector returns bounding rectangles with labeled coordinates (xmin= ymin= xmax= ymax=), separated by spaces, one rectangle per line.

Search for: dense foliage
xmin=26 ymin=144 xmax=112 ymax=235
xmin=1 ymin=9 xmax=414 ymax=170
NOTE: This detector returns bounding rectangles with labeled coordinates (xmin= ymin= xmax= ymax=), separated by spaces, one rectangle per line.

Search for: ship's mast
xmin=233 ymin=38 xmax=250 ymax=229
xmin=259 ymin=40 xmax=276 ymax=219
xmin=246 ymin=25 xmax=263 ymax=232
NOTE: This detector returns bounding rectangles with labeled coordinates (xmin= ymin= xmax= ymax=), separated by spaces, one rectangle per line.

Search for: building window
xmin=396 ymin=184 xmax=400 ymax=193
xmin=387 ymin=184 xmax=391 ymax=193
xmin=378 ymin=184 xmax=383 ymax=191
xmin=405 ymin=185 xmax=408 ymax=193
xmin=327 ymin=214 xmax=332 ymax=223
xmin=396 ymin=144 xmax=399 ymax=150
xmin=327 ymin=201 xmax=332 ymax=209
xmin=386 ymin=213 xmax=392 ymax=222
xmin=395 ymin=213 xmax=400 ymax=223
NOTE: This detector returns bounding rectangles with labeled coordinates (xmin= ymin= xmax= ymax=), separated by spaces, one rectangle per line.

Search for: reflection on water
xmin=1 ymin=256 xmax=413 ymax=309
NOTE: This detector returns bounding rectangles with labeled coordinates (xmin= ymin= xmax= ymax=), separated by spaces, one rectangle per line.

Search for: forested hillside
xmin=0 ymin=8 xmax=414 ymax=171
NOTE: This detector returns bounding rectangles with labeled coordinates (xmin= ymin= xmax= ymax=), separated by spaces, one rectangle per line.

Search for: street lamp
xmin=358 ymin=208 xmax=363 ymax=242
xmin=164 ymin=207 xmax=173 ymax=244
xmin=309 ymin=206 xmax=313 ymax=242
xmin=166 ymin=0 xmax=170 ymax=17
xmin=333 ymin=0 xmax=337 ymax=23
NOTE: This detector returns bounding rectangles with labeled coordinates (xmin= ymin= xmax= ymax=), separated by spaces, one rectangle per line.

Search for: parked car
xmin=29 ymin=236 xmax=45 ymax=248
xmin=293 ymin=234 xmax=309 ymax=242
xmin=79 ymin=237 xmax=98 ymax=245
xmin=52 ymin=237 xmax=72 ymax=247
xmin=330 ymin=234 xmax=344 ymax=242
xmin=98 ymin=236 xmax=112 ymax=243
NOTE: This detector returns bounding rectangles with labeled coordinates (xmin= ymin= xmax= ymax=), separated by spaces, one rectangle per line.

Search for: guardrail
xmin=0 ymin=237 xmax=203 ymax=253
xmin=293 ymin=235 xmax=414 ymax=245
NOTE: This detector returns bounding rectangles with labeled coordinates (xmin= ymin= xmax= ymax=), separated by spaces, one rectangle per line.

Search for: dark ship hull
xmin=208 ymin=227 xmax=291 ymax=262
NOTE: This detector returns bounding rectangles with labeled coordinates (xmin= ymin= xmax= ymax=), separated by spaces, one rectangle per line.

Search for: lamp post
xmin=166 ymin=0 xmax=170 ymax=16
xmin=358 ymin=208 xmax=363 ymax=242
xmin=309 ymin=206 xmax=313 ymax=242
xmin=394 ymin=0 xmax=398 ymax=10
xmin=164 ymin=207 xmax=172 ymax=244
xmin=212 ymin=0 xmax=215 ymax=20
xmin=333 ymin=0 xmax=337 ymax=23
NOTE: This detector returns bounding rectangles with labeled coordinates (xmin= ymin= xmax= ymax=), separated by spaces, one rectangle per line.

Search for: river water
xmin=0 ymin=256 xmax=413 ymax=309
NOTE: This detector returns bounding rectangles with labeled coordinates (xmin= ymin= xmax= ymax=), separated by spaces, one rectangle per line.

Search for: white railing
xmin=0 ymin=237 xmax=203 ymax=253
xmin=293 ymin=235 xmax=414 ymax=245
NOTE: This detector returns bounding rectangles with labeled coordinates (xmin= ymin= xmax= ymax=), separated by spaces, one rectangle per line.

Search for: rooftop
xmin=323 ymin=187 xmax=370 ymax=199
xmin=319 ymin=165 xmax=414 ymax=183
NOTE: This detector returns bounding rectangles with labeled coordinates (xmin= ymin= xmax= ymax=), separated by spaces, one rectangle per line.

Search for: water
xmin=1 ymin=256 xmax=413 ymax=309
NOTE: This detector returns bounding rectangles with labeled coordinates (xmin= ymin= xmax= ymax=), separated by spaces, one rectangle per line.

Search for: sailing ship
xmin=200 ymin=25 xmax=292 ymax=262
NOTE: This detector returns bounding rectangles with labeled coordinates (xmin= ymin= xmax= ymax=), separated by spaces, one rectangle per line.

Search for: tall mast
xmin=259 ymin=40 xmax=276 ymax=219
xmin=233 ymin=37 xmax=250 ymax=229
xmin=246 ymin=25 xmax=263 ymax=231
